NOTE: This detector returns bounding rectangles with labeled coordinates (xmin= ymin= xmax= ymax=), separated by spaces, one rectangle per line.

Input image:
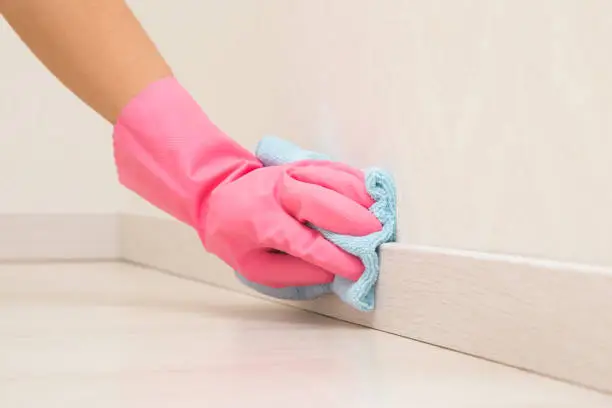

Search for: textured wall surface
xmin=124 ymin=0 xmax=611 ymax=266
xmin=1 ymin=20 xmax=121 ymax=214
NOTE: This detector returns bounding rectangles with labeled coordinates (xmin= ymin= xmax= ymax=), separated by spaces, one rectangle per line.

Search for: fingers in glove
xmin=260 ymin=212 xmax=365 ymax=282
xmin=279 ymin=171 xmax=381 ymax=236
xmin=287 ymin=161 xmax=375 ymax=208
xmin=239 ymin=250 xmax=334 ymax=287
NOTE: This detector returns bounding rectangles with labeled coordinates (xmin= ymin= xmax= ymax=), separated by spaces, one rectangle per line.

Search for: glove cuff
xmin=113 ymin=76 xmax=262 ymax=226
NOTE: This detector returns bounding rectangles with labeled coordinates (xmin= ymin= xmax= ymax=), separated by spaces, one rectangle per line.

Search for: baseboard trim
xmin=0 ymin=213 xmax=119 ymax=261
xmin=119 ymin=214 xmax=612 ymax=393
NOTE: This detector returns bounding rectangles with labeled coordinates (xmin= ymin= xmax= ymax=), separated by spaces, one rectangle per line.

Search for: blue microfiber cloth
xmin=235 ymin=136 xmax=397 ymax=311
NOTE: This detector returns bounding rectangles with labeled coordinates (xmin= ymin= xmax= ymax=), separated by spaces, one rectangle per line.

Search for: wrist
xmin=112 ymin=76 xmax=262 ymax=226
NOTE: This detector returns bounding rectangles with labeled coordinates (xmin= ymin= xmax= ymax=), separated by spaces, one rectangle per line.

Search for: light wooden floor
xmin=1 ymin=262 xmax=610 ymax=407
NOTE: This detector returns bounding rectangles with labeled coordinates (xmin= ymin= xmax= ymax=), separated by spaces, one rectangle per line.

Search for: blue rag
xmin=235 ymin=136 xmax=397 ymax=311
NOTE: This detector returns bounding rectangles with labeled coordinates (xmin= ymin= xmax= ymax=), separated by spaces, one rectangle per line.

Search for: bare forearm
xmin=1 ymin=0 xmax=172 ymax=123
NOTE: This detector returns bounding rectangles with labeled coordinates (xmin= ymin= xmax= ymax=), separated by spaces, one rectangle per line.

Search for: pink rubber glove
xmin=113 ymin=77 xmax=381 ymax=287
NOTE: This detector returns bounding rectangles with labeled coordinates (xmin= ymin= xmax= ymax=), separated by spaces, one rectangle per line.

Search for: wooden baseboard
xmin=0 ymin=213 xmax=119 ymax=261
xmin=6 ymin=212 xmax=609 ymax=391
xmin=119 ymin=214 xmax=612 ymax=393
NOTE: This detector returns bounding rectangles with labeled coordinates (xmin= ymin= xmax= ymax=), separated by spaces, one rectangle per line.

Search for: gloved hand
xmin=113 ymin=77 xmax=381 ymax=287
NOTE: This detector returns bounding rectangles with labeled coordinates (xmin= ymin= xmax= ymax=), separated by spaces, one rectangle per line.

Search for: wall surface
xmin=124 ymin=0 xmax=611 ymax=267
xmin=1 ymin=20 xmax=121 ymax=214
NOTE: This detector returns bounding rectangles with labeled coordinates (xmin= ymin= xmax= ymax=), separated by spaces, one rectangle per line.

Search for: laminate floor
xmin=1 ymin=262 xmax=610 ymax=407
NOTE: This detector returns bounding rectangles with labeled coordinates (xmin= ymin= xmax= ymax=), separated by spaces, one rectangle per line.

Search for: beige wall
xmin=94 ymin=1 xmax=612 ymax=266
xmin=1 ymin=20 xmax=121 ymax=214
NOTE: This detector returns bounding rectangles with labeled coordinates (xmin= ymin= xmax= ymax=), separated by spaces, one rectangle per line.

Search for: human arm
xmin=1 ymin=0 xmax=170 ymax=123
xmin=1 ymin=0 xmax=381 ymax=287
